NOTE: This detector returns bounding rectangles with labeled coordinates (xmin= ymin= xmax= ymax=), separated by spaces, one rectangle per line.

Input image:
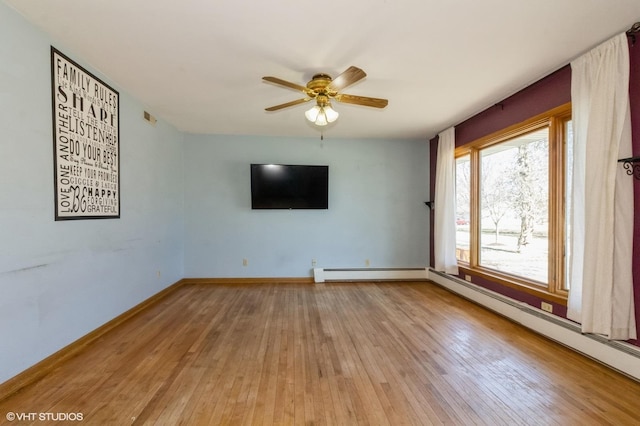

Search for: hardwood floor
xmin=1 ymin=281 xmax=639 ymax=425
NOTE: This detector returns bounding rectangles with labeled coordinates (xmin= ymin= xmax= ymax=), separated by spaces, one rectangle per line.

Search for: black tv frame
xmin=250 ymin=164 xmax=329 ymax=210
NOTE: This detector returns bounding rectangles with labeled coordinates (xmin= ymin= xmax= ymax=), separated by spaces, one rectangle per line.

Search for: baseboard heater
xmin=313 ymin=267 xmax=429 ymax=283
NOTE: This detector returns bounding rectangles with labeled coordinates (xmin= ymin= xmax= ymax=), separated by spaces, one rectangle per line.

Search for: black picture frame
xmin=51 ymin=46 xmax=120 ymax=220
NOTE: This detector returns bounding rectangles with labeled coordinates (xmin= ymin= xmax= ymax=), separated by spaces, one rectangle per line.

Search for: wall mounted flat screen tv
xmin=251 ymin=164 xmax=329 ymax=209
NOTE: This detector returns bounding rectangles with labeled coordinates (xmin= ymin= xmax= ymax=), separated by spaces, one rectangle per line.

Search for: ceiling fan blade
xmin=327 ymin=66 xmax=367 ymax=92
xmin=265 ymin=98 xmax=311 ymax=111
xmin=262 ymin=76 xmax=309 ymax=93
xmin=334 ymin=93 xmax=388 ymax=108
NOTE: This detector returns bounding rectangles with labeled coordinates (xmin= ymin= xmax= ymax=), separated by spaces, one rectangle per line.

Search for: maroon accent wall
xmin=430 ymin=41 xmax=639 ymax=346
xmin=455 ymin=66 xmax=571 ymax=147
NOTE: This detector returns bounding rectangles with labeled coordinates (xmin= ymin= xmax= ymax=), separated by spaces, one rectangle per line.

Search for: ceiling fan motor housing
xmin=307 ymin=73 xmax=332 ymax=93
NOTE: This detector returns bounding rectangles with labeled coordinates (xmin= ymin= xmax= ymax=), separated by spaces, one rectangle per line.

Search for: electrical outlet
xmin=541 ymin=302 xmax=553 ymax=313
xmin=311 ymin=259 xmax=317 ymax=267
xmin=157 ymin=270 xmax=161 ymax=278
xmin=365 ymin=259 xmax=370 ymax=267
xmin=465 ymin=274 xmax=472 ymax=282
xmin=242 ymin=258 xmax=248 ymax=267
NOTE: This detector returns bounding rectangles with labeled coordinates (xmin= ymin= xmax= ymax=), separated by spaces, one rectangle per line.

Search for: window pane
xmin=564 ymin=119 xmax=573 ymax=290
xmin=479 ymin=128 xmax=549 ymax=283
xmin=455 ymin=155 xmax=471 ymax=262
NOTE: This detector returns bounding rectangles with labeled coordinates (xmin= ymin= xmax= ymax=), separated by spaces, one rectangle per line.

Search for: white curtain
xmin=567 ymin=33 xmax=636 ymax=340
xmin=434 ymin=127 xmax=459 ymax=275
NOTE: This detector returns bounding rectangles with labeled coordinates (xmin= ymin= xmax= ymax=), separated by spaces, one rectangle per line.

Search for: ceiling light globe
xmin=315 ymin=110 xmax=328 ymax=126
xmin=323 ymin=105 xmax=339 ymax=123
xmin=305 ymin=105 xmax=321 ymax=122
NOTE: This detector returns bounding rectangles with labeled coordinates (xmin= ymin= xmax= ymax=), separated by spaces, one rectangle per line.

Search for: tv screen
xmin=251 ymin=164 xmax=329 ymax=209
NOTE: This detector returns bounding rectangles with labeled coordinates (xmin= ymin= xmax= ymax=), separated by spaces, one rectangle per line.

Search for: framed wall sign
xmin=51 ymin=46 xmax=120 ymax=220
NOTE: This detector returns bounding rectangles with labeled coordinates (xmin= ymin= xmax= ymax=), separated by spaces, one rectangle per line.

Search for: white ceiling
xmin=5 ymin=0 xmax=640 ymax=140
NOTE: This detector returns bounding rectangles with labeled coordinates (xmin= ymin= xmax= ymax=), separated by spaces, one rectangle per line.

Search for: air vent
xmin=143 ymin=111 xmax=157 ymax=125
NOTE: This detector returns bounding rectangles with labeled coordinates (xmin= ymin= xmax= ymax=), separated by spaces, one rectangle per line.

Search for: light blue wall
xmin=0 ymin=3 xmax=185 ymax=382
xmin=184 ymin=134 xmax=430 ymax=278
xmin=0 ymin=1 xmax=430 ymax=385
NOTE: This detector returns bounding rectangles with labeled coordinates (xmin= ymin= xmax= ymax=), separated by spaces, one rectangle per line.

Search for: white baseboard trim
xmin=313 ymin=267 xmax=429 ymax=283
xmin=428 ymin=268 xmax=640 ymax=382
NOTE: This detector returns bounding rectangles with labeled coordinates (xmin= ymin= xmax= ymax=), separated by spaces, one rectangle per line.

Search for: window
xmin=455 ymin=155 xmax=471 ymax=262
xmin=563 ymin=118 xmax=573 ymax=291
xmin=480 ymin=127 xmax=549 ymax=282
xmin=455 ymin=104 xmax=571 ymax=301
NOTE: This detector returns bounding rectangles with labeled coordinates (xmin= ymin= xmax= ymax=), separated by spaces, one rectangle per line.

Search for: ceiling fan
xmin=262 ymin=66 xmax=388 ymax=126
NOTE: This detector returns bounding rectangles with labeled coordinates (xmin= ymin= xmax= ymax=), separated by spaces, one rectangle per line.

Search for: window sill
xmin=457 ymin=264 xmax=568 ymax=306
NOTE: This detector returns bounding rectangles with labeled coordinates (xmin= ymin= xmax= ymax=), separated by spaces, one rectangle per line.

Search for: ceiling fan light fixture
xmin=305 ymin=103 xmax=339 ymax=127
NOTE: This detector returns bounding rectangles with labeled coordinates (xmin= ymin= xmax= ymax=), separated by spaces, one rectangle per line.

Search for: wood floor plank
xmin=1 ymin=281 xmax=640 ymax=425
